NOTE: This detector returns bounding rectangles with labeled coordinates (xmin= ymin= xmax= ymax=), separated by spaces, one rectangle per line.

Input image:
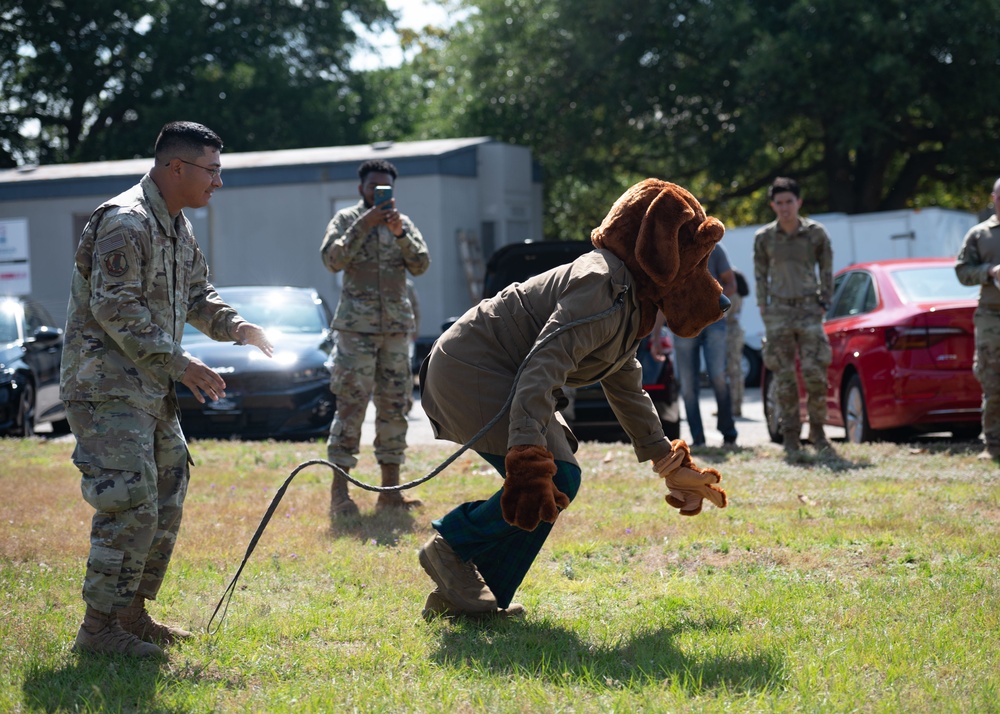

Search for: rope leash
xmin=206 ymin=292 xmax=626 ymax=634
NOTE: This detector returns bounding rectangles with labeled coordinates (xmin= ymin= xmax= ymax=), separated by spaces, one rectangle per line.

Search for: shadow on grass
xmin=906 ymin=439 xmax=984 ymax=456
xmin=690 ymin=443 xmax=871 ymax=474
xmin=22 ymin=654 xmax=165 ymax=713
xmin=430 ymin=616 xmax=784 ymax=695
xmin=327 ymin=507 xmax=420 ymax=545
xmin=782 ymin=449 xmax=870 ymax=472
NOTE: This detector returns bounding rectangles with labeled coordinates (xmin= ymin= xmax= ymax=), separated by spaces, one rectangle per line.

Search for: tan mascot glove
xmin=652 ymin=439 xmax=728 ymax=516
xmin=501 ymin=444 xmax=570 ymax=531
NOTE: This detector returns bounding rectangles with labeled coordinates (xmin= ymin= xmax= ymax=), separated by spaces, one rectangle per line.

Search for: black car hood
xmin=182 ymin=333 xmax=329 ymax=372
xmin=0 ymin=343 xmax=26 ymax=371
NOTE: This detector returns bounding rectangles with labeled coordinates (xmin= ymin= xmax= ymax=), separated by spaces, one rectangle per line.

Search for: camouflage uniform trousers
xmin=763 ymin=304 xmax=832 ymax=435
xmin=66 ymin=399 xmax=191 ymax=614
xmin=973 ymin=308 xmax=1000 ymax=451
xmin=326 ymin=330 xmax=412 ymax=468
xmin=726 ymin=316 xmax=745 ymax=414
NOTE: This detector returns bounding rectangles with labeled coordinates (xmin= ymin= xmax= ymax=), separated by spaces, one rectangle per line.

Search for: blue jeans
xmin=673 ymin=320 xmax=737 ymax=445
xmin=636 ymin=337 xmax=664 ymax=384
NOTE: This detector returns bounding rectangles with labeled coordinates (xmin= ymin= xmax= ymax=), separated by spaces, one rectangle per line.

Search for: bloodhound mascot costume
xmin=417 ymin=179 xmax=730 ymax=619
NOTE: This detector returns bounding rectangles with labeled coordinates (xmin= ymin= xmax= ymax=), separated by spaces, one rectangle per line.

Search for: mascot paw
xmin=501 ymin=445 xmax=569 ymax=531
xmin=660 ymin=440 xmax=727 ymax=516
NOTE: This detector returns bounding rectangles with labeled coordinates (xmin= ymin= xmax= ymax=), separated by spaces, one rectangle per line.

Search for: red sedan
xmin=763 ymin=257 xmax=982 ymax=444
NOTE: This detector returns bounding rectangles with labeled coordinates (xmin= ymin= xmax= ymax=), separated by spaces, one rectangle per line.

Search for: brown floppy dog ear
xmin=658 ymin=215 xmax=728 ymax=337
xmin=634 ymin=187 xmax=696 ymax=289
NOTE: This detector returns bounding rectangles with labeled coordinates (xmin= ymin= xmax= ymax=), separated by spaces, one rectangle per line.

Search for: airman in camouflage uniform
xmin=955 ymin=177 xmax=1000 ymax=462
xmin=754 ymin=177 xmax=833 ymax=456
xmin=321 ymin=159 xmax=430 ymax=517
xmin=61 ymin=122 xmax=272 ymax=658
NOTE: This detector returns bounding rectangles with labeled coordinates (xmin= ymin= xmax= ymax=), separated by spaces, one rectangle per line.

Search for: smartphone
xmin=373 ymin=184 xmax=393 ymax=209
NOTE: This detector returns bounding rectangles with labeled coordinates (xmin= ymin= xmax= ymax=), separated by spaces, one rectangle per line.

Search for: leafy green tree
xmin=395 ymin=0 xmax=1000 ymax=236
xmin=0 ymin=0 xmax=395 ymax=163
xmin=360 ymin=23 xmax=452 ymax=142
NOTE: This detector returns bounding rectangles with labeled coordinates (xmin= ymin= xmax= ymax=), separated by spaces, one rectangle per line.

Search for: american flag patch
xmin=98 ymin=230 xmax=127 ymax=254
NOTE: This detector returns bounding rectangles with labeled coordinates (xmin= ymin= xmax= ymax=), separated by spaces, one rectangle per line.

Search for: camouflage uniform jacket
xmin=320 ymin=200 xmax=430 ymax=334
xmin=955 ymin=214 xmax=1000 ymax=311
xmin=753 ymin=216 xmax=833 ymax=307
xmin=60 ymin=174 xmax=247 ymax=421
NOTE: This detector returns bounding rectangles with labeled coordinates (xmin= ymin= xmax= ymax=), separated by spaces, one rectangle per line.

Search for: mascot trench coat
xmin=421 ymin=248 xmax=673 ymax=467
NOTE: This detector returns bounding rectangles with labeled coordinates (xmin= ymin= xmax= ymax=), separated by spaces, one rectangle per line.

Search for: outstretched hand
xmin=236 ymin=322 xmax=273 ymax=357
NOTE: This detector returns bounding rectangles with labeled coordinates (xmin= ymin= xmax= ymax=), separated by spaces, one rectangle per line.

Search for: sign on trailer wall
xmin=0 ymin=218 xmax=30 ymax=296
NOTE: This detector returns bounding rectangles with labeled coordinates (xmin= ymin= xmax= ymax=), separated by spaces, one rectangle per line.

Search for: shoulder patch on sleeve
xmin=95 ymin=224 xmax=140 ymax=282
xmin=102 ymin=250 xmax=130 ymax=278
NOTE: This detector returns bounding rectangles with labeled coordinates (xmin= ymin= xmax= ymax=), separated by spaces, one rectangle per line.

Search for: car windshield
xmin=890 ymin=266 xmax=980 ymax=303
xmin=183 ymin=289 xmax=326 ymax=342
xmin=0 ymin=303 xmax=19 ymax=343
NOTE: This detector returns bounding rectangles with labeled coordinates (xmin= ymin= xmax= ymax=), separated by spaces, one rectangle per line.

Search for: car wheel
xmin=951 ymin=423 xmax=982 ymax=441
xmin=741 ymin=345 xmax=762 ymax=388
xmin=842 ymin=374 xmax=874 ymax=444
xmin=15 ymin=379 xmax=36 ymax=437
xmin=50 ymin=418 xmax=72 ymax=435
xmin=761 ymin=368 xmax=783 ymax=444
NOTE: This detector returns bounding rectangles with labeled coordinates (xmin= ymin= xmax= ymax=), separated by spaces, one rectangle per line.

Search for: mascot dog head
xmin=591 ymin=178 xmax=727 ymax=338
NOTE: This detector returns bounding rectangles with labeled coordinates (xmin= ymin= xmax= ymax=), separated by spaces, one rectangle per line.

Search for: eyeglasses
xmin=173 ymin=158 xmax=222 ymax=179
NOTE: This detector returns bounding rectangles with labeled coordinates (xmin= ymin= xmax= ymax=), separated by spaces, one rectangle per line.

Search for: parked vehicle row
xmin=762 ymin=257 xmax=982 ymax=444
xmin=0 ymin=296 xmax=68 ymax=436
xmin=1 ymin=286 xmax=337 ymax=441
xmin=3 ymin=256 xmax=986 ymax=445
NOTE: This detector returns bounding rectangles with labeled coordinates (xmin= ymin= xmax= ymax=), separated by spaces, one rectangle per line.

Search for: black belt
xmin=771 ymin=296 xmax=817 ymax=306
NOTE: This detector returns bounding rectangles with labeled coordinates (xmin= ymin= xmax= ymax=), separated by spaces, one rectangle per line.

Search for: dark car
xmin=475 ymin=240 xmax=681 ymax=441
xmin=0 ymin=296 xmax=68 ymax=436
xmin=762 ymin=257 xmax=981 ymax=443
xmin=175 ymin=286 xmax=336 ymax=440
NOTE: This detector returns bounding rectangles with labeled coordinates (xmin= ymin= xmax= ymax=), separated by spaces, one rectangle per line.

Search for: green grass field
xmin=2 ymin=436 xmax=998 ymax=713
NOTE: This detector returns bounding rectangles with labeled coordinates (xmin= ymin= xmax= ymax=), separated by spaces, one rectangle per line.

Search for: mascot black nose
xmin=719 ymin=294 xmax=731 ymax=313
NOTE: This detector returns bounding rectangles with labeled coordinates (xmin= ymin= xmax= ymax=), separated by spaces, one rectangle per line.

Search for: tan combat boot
xmin=73 ymin=605 xmax=163 ymax=658
xmin=330 ymin=466 xmax=359 ymax=518
xmin=809 ymin=423 xmax=833 ymax=452
xmin=117 ymin=595 xmax=192 ymax=646
xmin=977 ymin=446 xmax=1000 ymax=463
xmin=783 ymin=429 xmax=806 ymax=461
xmin=375 ymin=462 xmax=422 ymax=511
xmin=418 ymin=534 xmax=497 ymax=613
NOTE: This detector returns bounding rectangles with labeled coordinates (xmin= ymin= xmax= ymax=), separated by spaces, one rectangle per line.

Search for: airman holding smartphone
xmin=319 ymin=159 xmax=431 ymax=517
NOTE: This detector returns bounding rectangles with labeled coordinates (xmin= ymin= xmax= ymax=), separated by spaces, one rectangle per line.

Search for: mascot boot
xmin=73 ymin=605 xmax=163 ymax=658
xmin=375 ymin=463 xmax=422 ymax=511
xmin=422 ymin=589 xmax=525 ymax=621
xmin=330 ymin=467 xmax=360 ymax=518
xmin=117 ymin=594 xmax=193 ymax=646
xmin=418 ymin=534 xmax=497 ymax=613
